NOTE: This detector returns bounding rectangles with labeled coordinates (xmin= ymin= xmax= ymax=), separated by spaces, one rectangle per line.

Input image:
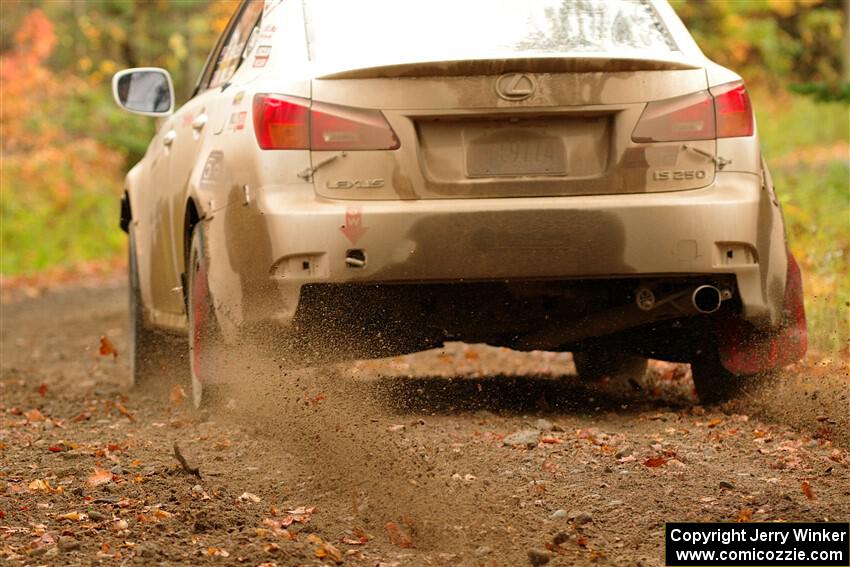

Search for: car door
xmin=152 ymin=0 xmax=263 ymax=317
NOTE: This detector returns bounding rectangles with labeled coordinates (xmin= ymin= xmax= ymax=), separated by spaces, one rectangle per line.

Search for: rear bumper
xmin=206 ymin=170 xmax=788 ymax=333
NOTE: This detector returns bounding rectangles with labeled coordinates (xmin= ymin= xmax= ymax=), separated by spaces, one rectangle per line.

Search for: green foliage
xmin=0 ymin=143 xmax=126 ymax=274
xmin=752 ymin=88 xmax=849 ymax=156
xmin=671 ymin=0 xmax=849 ymax=92
xmin=774 ymin=160 xmax=849 ymax=353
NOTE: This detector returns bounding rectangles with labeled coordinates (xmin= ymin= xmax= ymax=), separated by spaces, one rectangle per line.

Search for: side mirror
xmin=112 ymin=67 xmax=175 ymax=117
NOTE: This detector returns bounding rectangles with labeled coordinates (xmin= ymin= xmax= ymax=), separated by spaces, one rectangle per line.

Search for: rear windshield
xmin=304 ymin=0 xmax=678 ymax=71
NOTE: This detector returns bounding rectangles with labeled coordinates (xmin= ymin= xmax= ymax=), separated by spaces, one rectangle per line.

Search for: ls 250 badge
xmin=326 ymin=179 xmax=385 ymax=189
xmin=653 ymin=170 xmax=707 ymax=181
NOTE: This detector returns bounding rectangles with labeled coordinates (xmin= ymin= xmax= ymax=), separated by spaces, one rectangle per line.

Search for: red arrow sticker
xmin=340 ymin=206 xmax=368 ymax=245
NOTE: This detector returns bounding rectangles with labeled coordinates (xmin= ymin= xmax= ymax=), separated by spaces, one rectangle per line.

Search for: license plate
xmin=465 ymin=128 xmax=566 ymax=177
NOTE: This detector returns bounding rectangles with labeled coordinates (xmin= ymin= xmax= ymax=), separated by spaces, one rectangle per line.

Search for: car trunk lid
xmin=309 ymin=66 xmax=715 ymax=200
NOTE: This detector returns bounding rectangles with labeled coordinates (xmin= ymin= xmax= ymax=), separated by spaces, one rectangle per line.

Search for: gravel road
xmin=1 ymin=282 xmax=848 ymax=565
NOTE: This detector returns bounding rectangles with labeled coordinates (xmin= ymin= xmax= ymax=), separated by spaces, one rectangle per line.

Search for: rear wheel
xmin=187 ymin=224 xmax=229 ymax=409
xmin=690 ymin=353 xmax=772 ymax=405
xmin=573 ymin=349 xmax=648 ymax=382
xmin=128 ymin=227 xmax=161 ymax=387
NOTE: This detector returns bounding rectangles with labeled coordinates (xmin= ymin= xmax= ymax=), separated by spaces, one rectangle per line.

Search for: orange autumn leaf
xmin=540 ymin=436 xmax=562 ymax=444
xmin=36 ymin=383 xmax=48 ymax=396
xmin=116 ymin=402 xmax=135 ymax=421
xmin=801 ymin=480 xmax=815 ymax=500
xmin=737 ymin=508 xmax=753 ymax=522
xmin=28 ymin=479 xmax=52 ymax=492
xmin=87 ymin=468 xmax=113 ymax=487
xmin=385 ymin=521 xmax=414 ymax=548
xmin=25 ymin=408 xmax=45 ymax=422
xmin=643 ymin=456 xmax=667 ymax=468
xmin=707 ymin=418 xmax=723 ymax=428
xmin=169 ymin=385 xmax=186 ymax=405
xmin=99 ymin=335 xmax=118 ymax=358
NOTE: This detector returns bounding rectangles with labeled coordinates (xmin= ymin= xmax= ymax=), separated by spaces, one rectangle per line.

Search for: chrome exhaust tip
xmin=692 ymin=285 xmax=722 ymax=314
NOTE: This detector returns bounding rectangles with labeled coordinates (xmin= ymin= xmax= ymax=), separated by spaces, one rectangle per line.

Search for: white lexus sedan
xmin=112 ymin=0 xmax=807 ymax=408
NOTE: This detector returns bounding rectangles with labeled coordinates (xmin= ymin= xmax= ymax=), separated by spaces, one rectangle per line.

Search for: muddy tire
xmin=128 ymin=227 xmax=162 ymax=388
xmin=573 ymin=350 xmax=648 ymax=382
xmin=187 ymin=224 xmax=229 ymax=409
xmin=690 ymin=354 xmax=772 ymax=405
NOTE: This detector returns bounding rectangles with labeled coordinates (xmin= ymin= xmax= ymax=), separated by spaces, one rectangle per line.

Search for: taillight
xmin=711 ymin=81 xmax=753 ymax=138
xmin=631 ymin=81 xmax=753 ymax=142
xmin=253 ymin=94 xmax=399 ymax=151
xmin=252 ymin=94 xmax=309 ymax=150
xmin=631 ymin=90 xmax=715 ymax=142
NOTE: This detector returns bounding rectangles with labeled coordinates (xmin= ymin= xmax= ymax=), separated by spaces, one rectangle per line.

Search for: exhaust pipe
xmin=691 ymin=285 xmax=722 ymax=314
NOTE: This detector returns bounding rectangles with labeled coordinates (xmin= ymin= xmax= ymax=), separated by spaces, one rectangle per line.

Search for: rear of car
xmin=202 ymin=0 xmax=804 ymax=396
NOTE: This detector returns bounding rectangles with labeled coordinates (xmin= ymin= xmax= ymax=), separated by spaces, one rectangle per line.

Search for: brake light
xmin=252 ymin=94 xmax=309 ymax=150
xmin=711 ymin=81 xmax=753 ymax=138
xmin=631 ymin=81 xmax=753 ymax=142
xmin=631 ymin=90 xmax=714 ymax=142
xmin=253 ymin=94 xmax=399 ymax=151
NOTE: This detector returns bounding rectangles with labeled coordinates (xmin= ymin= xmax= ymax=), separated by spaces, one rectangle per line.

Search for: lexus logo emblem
xmin=495 ymin=73 xmax=535 ymax=101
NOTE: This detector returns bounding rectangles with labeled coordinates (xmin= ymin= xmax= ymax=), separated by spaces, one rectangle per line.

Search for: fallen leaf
xmin=285 ymin=506 xmax=314 ymax=522
xmin=707 ymin=418 xmax=723 ymax=428
xmin=25 ymin=408 xmax=45 ymax=422
xmin=261 ymin=518 xmax=295 ymax=539
xmin=87 ymin=468 xmax=113 ymax=487
xmin=116 ymin=403 xmax=135 ymax=421
xmin=801 ymin=481 xmax=815 ymax=500
xmin=169 ymin=385 xmax=186 ymax=405
xmin=643 ymin=457 xmax=667 ymax=468
xmin=28 ymin=479 xmax=52 ymax=492
xmin=58 ymin=512 xmax=81 ymax=521
xmin=238 ymin=492 xmax=261 ymax=503
xmin=577 ymin=535 xmax=588 ymax=547
xmin=99 ymin=336 xmax=118 ymax=358
xmin=154 ymin=509 xmax=173 ymax=520
xmin=36 ymin=384 xmax=48 ymax=397
xmin=316 ymin=541 xmax=342 ymax=563
xmin=385 ymin=521 xmax=414 ymax=548
xmin=737 ymin=508 xmax=753 ymax=522
xmin=540 ymin=436 xmax=562 ymax=444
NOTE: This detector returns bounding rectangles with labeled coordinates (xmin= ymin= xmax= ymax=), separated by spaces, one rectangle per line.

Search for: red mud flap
xmin=718 ymin=250 xmax=807 ymax=375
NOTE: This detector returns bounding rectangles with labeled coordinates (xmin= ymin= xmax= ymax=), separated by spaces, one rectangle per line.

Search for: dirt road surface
xmin=2 ymin=282 xmax=848 ymax=566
